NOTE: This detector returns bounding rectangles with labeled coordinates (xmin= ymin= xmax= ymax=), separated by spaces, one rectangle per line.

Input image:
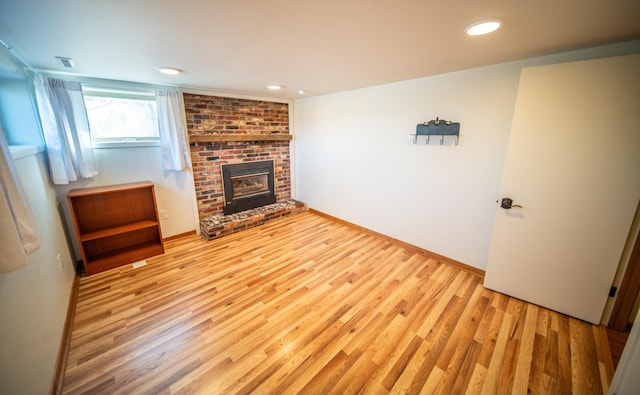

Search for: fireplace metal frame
xmin=221 ymin=160 xmax=276 ymax=215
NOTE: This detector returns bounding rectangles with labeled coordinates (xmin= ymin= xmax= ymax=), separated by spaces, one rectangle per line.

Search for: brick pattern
xmin=183 ymin=93 xmax=293 ymax=220
xmin=190 ymin=141 xmax=291 ymax=216
xmin=183 ymin=93 xmax=289 ymax=135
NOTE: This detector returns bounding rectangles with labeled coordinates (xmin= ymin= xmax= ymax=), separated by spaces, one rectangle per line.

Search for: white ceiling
xmin=1 ymin=0 xmax=639 ymax=99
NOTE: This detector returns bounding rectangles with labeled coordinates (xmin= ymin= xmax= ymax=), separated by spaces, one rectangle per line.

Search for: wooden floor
xmin=606 ymin=328 xmax=629 ymax=369
xmin=62 ymin=212 xmax=614 ymax=394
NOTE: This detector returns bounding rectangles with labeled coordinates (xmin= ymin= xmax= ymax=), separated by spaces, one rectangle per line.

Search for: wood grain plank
xmin=511 ymin=304 xmax=538 ymax=393
xmin=481 ymin=312 xmax=514 ymax=395
xmin=570 ymin=318 xmax=604 ymax=395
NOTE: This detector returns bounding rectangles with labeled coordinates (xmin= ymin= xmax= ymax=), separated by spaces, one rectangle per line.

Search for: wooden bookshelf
xmin=68 ymin=181 xmax=164 ymax=275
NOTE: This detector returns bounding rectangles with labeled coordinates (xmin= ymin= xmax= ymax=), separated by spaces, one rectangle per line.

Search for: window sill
xmin=92 ymin=141 xmax=160 ymax=149
xmin=9 ymin=145 xmax=46 ymax=160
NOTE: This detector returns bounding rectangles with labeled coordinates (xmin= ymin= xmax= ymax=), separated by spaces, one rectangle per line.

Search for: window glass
xmin=83 ymin=89 xmax=159 ymax=145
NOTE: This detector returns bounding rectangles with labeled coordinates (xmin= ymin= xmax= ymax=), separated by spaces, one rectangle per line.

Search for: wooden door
xmin=484 ymin=54 xmax=640 ymax=324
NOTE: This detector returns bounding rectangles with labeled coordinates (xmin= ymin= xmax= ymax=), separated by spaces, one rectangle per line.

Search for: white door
xmin=484 ymin=54 xmax=640 ymax=324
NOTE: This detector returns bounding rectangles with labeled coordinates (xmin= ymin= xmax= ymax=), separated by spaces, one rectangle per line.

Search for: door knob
xmin=498 ymin=198 xmax=522 ymax=209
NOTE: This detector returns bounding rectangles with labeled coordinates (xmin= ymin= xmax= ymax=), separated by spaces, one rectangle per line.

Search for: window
xmin=82 ymin=87 xmax=159 ymax=147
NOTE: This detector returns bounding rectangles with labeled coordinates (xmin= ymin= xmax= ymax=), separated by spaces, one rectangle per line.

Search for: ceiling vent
xmin=55 ymin=56 xmax=75 ymax=68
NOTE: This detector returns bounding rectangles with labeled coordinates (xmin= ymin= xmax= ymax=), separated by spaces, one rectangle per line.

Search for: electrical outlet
xmin=159 ymin=210 xmax=168 ymax=220
xmin=57 ymin=253 xmax=64 ymax=270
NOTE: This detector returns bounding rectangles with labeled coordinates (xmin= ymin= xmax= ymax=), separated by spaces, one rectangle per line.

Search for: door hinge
xmin=609 ymin=286 xmax=617 ymax=297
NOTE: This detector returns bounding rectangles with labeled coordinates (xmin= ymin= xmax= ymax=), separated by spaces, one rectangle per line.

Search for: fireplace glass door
xmin=221 ymin=160 xmax=276 ymax=215
xmin=231 ymin=173 xmax=269 ymax=199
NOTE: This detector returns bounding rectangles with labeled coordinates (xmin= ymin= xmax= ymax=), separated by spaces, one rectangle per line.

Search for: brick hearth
xmin=183 ymin=93 xmax=306 ymax=239
xmin=200 ymin=199 xmax=307 ymax=241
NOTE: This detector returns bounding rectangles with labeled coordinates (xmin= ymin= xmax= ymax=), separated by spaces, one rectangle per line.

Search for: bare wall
xmin=0 ymin=150 xmax=76 ymax=394
xmin=293 ymin=40 xmax=640 ymax=270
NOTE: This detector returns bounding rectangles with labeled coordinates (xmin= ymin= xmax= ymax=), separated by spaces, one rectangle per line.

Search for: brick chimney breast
xmin=183 ymin=93 xmax=292 ymax=220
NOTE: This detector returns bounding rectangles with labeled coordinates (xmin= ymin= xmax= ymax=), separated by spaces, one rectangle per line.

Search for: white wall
xmin=294 ymin=40 xmax=640 ymax=270
xmin=0 ymin=150 xmax=76 ymax=394
xmin=55 ymin=145 xmax=199 ymax=260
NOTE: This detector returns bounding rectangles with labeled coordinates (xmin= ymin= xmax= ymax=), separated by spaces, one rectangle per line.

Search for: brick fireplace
xmin=183 ymin=93 xmax=306 ymax=240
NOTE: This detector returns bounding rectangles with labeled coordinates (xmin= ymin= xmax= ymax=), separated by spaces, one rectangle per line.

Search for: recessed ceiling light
xmin=465 ymin=20 xmax=501 ymax=36
xmin=267 ymin=84 xmax=282 ymax=90
xmin=157 ymin=67 xmax=182 ymax=75
xmin=297 ymin=89 xmax=305 ymax=95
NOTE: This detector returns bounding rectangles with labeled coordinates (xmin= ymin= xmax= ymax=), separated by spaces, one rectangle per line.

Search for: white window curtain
xmin=0 ymin=127 xmax=40 ymax=273
xmin=155 ymin=89 xmax=191 ymax=171
xmin=32 ymin=74 xmax=98 ymax=184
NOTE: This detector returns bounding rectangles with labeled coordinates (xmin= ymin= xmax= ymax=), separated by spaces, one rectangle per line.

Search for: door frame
xmin=609 ymin=223 xmax=640 ymax=332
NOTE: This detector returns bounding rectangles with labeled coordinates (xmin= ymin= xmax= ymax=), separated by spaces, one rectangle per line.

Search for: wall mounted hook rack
xmin=411 ymin=117 xmax=460 ymax=145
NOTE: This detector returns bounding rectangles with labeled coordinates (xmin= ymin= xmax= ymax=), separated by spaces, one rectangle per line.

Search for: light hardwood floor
xmin=62 ymin=212 xmax=614 ymax=394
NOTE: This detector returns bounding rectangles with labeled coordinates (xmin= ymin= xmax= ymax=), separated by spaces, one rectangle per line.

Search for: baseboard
xmin=163 ymin=230 xmax=197 ymax=242
xmin=50 ymin=272 xmax=79 ymax=395
xmin=308 ymin=208 xmax=486 ymax=279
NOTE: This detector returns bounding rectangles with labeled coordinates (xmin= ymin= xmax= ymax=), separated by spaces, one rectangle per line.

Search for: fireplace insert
xmin=221 ymin=160 xmax=276 ymax=215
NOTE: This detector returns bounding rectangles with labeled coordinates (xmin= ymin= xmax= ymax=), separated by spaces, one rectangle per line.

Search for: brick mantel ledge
xmin=189 ymin=134 xmax=292 ymax=143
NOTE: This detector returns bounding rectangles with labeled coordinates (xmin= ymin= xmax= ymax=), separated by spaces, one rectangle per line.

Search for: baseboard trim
xmin=308 ymin=208 xmax=485 ymax=279
xmin=163 ymin=230 xmax=197 ymax=242
xmin=50 ymin=271 xmax=79 ymax=395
